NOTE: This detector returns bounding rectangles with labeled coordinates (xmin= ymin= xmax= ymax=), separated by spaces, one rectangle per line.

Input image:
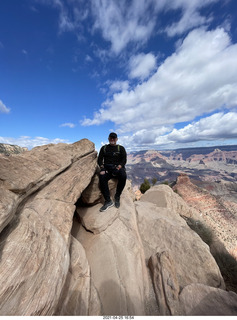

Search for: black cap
xmin=109 ymin=132 xmax=117 ymax=139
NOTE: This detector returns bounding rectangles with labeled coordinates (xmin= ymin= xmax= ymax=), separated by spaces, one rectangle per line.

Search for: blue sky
xmin=0 ymin=0 xmax=237 ymax=151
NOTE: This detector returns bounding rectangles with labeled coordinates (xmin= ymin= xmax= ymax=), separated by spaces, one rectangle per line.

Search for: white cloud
xmin=164 ymin=0 xmax=218 ymax=37
xmin=91 ymin=0 xmax=156 ymax=55
xmin=115 ymin=112 xmax=237 ymax=150
xmin=0 ymin=100 xmax=10 ymax=113
xmin=107 ymin=80 xmax=130 ymax=94
xmin=155 ymin=112 xmax=237 ymax=146
xmin=81 ymin=28 xmax=237 ymax=147
xmin=129 ymin=53 xmax=157 ymax=80
xmin=38 ymin=0 xmax=222 ymax=56
xmin=126 ymin=126 xmax=172 ymax=145
xmin=0 ymin=136 xmax=70 ymax=150
xmin=60 ymin=122 xmax=76 ymax=128
xmin=90 ymin=0 xmax=221 ymax=54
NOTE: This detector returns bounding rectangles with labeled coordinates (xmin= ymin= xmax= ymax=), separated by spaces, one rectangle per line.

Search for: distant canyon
xmin=126 ymin=145 xmax=237 ymax=259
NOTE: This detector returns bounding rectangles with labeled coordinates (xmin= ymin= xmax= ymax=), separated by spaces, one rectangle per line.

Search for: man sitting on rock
xmin=98 ymin=132 xmax=127 ymax=212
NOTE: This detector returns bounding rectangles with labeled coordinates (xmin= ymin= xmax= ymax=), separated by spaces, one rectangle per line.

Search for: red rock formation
xmin=174 ymin=173 xmax=237 ymax=256
xmin=184 ymin=149 xmax=237 ymax=164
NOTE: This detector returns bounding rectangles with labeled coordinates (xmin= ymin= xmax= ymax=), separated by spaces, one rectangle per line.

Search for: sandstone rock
xmin=77 ymin=203 xmax=119 ymax=234
xmin=78 ymin=180 xmax=136 ymax=234
xmin=81 ymin=171 xmax=118 ymax=205
xmin=55 ymin=235 xmax=97 ymax=315
xmin=140 ymin=184 xmax=200 ymax=219
xmin=0 ymin=139 xmax=94 ymax=195
xmin=0 ymin=139 xmax=98 ymax=315
xmin=0 ymin=141 xmax=236 ymax=317
xmin=136 ymin=200 xmax=225 ymax=291
xmin=148 ymin=251 xmax=180 ymax=315
xmin=179 ymin=283 xmax=237 ymax=315
xmin=0 ymin=187 xmax=19 ymax=233
xmin=80 ymin=170 xmax=102 ymax=205
xmin=0 ymin=139 xmax=96 ymax=234
xmin=0 ymin=210 xmax=70 ymax=316
xmin=73 ymin=186 xmax=158 ymax=316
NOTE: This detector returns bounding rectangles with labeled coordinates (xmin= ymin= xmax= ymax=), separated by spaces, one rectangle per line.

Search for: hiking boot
xmin=99 ymin=200 xmax=114 ymax=212
xmin=114 ymin=196 xmax=120 ymax=208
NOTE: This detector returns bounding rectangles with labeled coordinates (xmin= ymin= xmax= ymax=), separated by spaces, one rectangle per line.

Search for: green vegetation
xmin=139 ymin=178 xmax=177 ymax=194
xmin=161 ymin=180 xmax=169 ymax=185
xmin=185 ymin=217 xmax=237 ymax=293
xmin=140 ymin=178 xmax=151 ymax=194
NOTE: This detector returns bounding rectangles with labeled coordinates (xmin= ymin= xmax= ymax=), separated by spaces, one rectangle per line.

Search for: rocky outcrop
xmin=72 ymin=181 xmax=155 ymax=316
xmin=0 ymin=140 xmax=236 ymax=316
xmin=0 ymin=139 xmax=97 ymax=315
xmin=179 ymin=283 xmax=237 ymax=315
xmin=174 ymin=173 xmax=237 ymax=257
xmin=0 ymin=143 xmax=27 ymax=155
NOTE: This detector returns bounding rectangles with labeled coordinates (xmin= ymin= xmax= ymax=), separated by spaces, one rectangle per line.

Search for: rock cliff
xmin=127 ymin=147 xmax=237 ymax=190
xmin=0 ymin=139 xmax=236 ymax=316
xmin=174 ymin=173 xmax=237 ymax=258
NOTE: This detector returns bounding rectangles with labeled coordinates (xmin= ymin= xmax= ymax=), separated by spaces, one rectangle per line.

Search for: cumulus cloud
xmin=129 ymin=53 xmax=157 ymax=80
xmin=116 ymin=112 xmax=237 ymax=150
xmin=81 ymin=28 xmax=237 ymax=146
xmin=155 ymin=112 xmax=237 ymax=146
xmin=0 ymin=100 xmax=10 ymax=113
xmin=0 ymin=136 xmax=70 ymax=149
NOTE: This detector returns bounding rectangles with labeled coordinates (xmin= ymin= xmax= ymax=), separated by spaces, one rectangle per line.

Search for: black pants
xmin=99 ymin=167 xmax=127 ymax=202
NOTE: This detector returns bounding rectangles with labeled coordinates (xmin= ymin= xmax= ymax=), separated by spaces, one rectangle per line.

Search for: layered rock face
xmin=0 ymin=140 xmax=236 ymax=316
xmin=127 ymin=147 xmax=237 ymax=191
xmin=174 ymin=173 xmax=237 ymax=258
xmin=0 ymin=139 xmax=97 ymax=315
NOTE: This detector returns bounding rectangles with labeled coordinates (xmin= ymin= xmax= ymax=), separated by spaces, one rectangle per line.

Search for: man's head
xmin=108 ymin=132 xmax=118 ymax=145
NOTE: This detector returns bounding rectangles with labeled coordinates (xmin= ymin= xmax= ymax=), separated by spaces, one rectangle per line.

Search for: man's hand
xmin=117 ymin=165 xmax=122 ymax=170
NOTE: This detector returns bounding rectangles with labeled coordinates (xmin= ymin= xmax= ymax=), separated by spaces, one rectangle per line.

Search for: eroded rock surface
xmin=179 ymin=283 xmax=237 ymax=315
xmin=0 ymin=142 xmax=236 ymax=316
xmin=73 ymin=184 xmax=155 ymax=315
xmin=0 ymin=139 xmax=97 ymax=315
xmin=174 ymin=173 xmax=237 ymax=256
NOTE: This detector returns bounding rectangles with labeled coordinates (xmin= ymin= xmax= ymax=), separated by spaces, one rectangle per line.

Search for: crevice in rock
xmin=118 ymin=216 xmax=134 ymax=233
xmin=6 ymin=152 xmax=97 ymax=233
xmin=72 ymin=208 xmax=93 ymax=235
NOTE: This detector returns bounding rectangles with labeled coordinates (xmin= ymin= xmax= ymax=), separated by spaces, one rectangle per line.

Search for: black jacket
xmin=98 ymin=144 xmax=127 ymax=168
